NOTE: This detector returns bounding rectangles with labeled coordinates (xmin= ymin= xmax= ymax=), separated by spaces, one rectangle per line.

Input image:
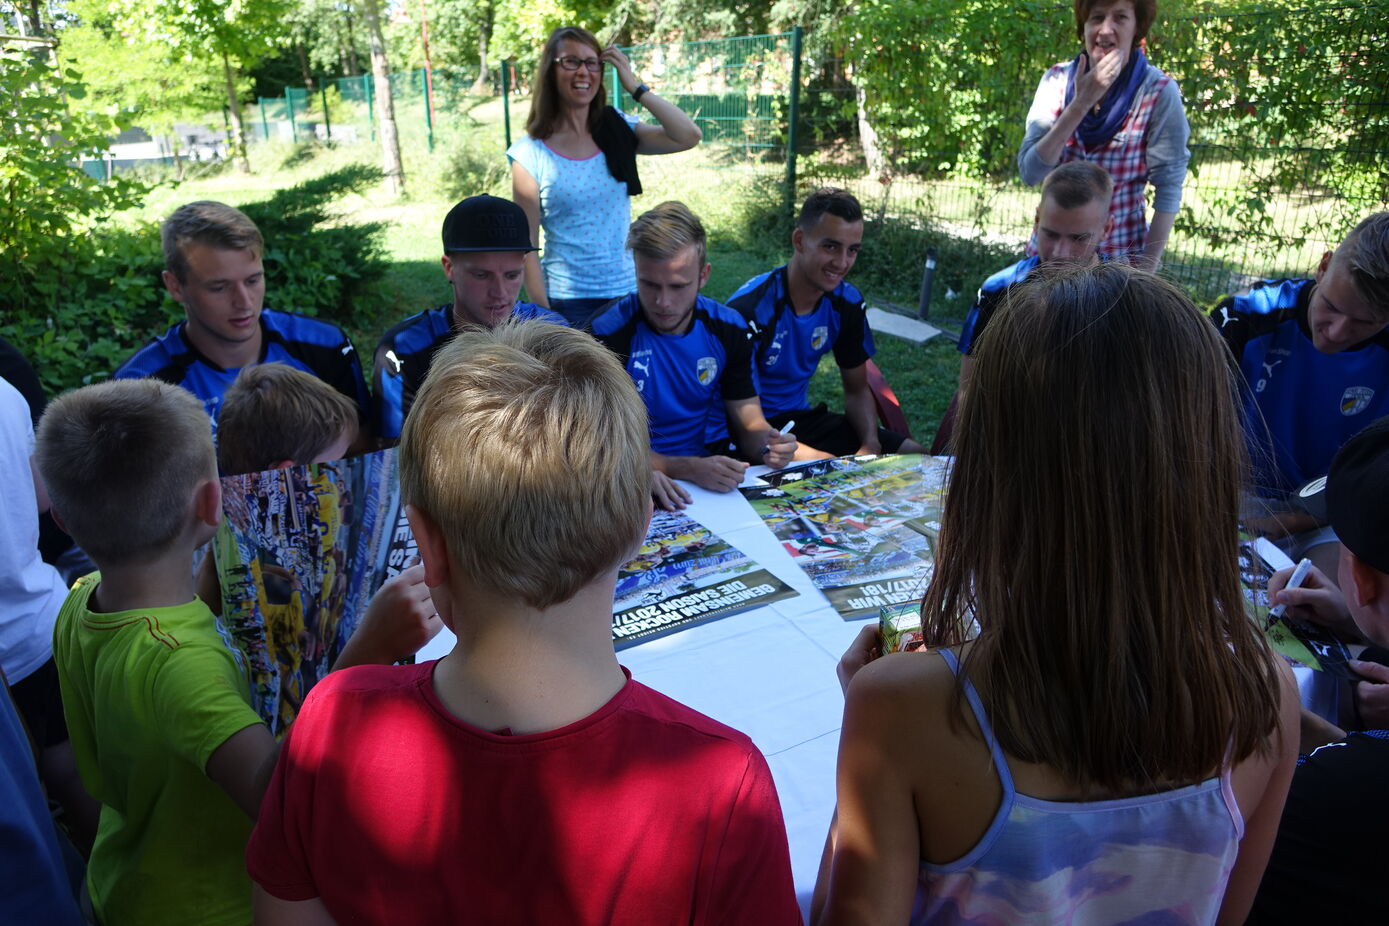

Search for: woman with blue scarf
xmin=1018 ymin=0 xmax=1189 ymax=267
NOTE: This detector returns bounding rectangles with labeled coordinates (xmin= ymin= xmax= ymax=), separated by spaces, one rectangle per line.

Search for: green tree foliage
xmin=109 ymin=0 xmax=293 ymax=171
xmin=1160 ymin=0 xmax=1389 ymax=248
xmin=829 ymin=0 xmax=1067 ymax=179
xmin=58 ymin=0 xmax=228 ymax=140
xmin=0 ymin=47 xmax=148 ymax=318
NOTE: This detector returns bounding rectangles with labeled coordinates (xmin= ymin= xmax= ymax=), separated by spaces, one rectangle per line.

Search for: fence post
xmin=421 ymin=67 xmax=434 ymax=152
xmin=784 ymin=25 xmax=804 ymax=219
xmin=502 ymin=61 xmax=512 ymax=150
xmin=365 ymin=73 xmax=376 ymax=141
xmin=259 ymin=98 xmax=269 ymax=141
xmin=917 ymin=246 xmax=937 ymax=321
xmin=321 ymin=82 xmax=332 ymax=143
xmin=286 ymin=91 xmax=297 ymax=140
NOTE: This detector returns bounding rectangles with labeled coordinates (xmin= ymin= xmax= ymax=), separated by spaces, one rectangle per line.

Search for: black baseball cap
xmin=1315 ymin=415 xmax=1389 ymax=574
xmin=441 ymin=195 xmax=538 ymax=253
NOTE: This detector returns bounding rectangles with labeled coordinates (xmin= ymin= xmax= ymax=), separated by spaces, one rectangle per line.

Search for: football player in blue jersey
xmin=957 ymin=162 xmax=1114 ymax=392
xmin=592 ymin=202 xmax=796 ymax=510
xmin=728 ymin=189 xmax=926 ymax=459
xmin=1212 ymin=211 xmax=1389 ymax=573
xmin=113 ymin=201 xmax=371 ymax=433
xmin=371 ymin=195 xmax=568 ymax=442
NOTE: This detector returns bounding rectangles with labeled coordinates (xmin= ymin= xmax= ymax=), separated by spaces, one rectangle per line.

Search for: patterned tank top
xmin=913 ymin=649 xmax=1244 ymax=924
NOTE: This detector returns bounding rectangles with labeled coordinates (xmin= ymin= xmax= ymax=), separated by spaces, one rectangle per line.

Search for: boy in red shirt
xmin=247 ymin=320 xmax=801 ymax=925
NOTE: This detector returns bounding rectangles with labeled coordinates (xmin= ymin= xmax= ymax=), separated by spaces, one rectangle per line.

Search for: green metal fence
xmin=609 ymin=32 xmax=795 ymax=155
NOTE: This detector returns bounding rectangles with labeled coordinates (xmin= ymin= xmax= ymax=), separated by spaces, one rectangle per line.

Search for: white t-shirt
xmin=507 ymin=112 xmax=640 ymax=301
xmin=0 ymin=377 xmax=68 ymax=683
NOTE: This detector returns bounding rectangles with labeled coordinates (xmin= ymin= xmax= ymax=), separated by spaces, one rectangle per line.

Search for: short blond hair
xmin=36 ymin=380 xmax=215 ymax=565
xmin=627 ymin=201 xmax=707 ymax=268
xmin=163 ymin=201 xmax=263 ymax=282
xmin=217 ymin=363 xmax=360 ymax=475
xmin=399 ymin=320 xmax=650 ymax=608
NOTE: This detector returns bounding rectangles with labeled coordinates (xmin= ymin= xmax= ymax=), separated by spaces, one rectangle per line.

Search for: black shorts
xmin=8 ymin=657 xmax=69 ymax=749
xmin=768 ymin=405 xmax=907 ymax=458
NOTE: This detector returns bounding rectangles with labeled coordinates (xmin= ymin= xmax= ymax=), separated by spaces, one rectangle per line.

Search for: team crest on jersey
xmin=811 ymin=326 xmax=829 ymax=351
xmin=1340 ymin=386 xmax=1374 ymax=416
xmin=696 ymin=356 xmax=718 ymax=386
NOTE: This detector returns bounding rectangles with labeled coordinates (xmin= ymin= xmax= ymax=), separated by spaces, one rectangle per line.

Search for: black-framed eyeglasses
xmin=555 ymin=55 xmax=602 ymax=73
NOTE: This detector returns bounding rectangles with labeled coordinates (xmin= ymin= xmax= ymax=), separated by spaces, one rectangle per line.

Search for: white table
xmin=415 ymin=469 xmax=867 ymax=917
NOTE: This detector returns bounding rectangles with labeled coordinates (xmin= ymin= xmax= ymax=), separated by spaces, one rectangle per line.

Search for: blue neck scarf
xmin=1064 ymin=46 xmax=1148 ymax=148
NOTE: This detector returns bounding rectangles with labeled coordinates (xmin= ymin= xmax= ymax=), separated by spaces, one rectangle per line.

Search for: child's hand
xmin=837 ymin=625 xmax=881 ymax=694
xmin=334 ymin=563 xmax=442 ymax=670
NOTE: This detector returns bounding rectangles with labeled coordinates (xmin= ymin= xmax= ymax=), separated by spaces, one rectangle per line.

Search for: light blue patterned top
xmin=506 ymin=111 xmax=640 ymax=301
xmin=915 ymin=649 xmax=1243 ymax=925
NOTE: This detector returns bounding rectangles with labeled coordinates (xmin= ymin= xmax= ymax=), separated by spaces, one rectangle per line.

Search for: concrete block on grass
xmin=866 ymin=307 xmax=940 ymax=345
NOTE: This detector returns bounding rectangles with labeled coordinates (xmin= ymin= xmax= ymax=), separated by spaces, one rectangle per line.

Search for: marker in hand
xmin=1267 ymin=557 xmax=1313 ymax=626
xmin=760 ymin=420 xmax=795 ymax=459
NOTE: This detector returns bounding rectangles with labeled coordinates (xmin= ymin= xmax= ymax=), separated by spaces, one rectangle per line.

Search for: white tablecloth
xmin=415 ymin=469 xmax=867 ymax=916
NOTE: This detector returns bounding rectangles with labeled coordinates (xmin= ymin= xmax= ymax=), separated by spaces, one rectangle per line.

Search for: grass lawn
xmin=123 ymin=104 xmax=965 ymax=449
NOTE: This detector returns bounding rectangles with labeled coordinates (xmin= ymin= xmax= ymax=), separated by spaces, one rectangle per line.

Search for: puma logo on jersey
xmin=385 ymin=350 xmax=403 ymax=374
xmin=1255 ymin=359 xmax=1282 ymax=393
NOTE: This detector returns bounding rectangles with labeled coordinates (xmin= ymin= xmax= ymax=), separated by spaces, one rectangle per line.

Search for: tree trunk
xmin=222 ymin=49 xmax=251 ymax=174
xmin=360 ymin=0 xmax=404 ymax=196
xmin=26 ymin=0 xmax=43 ymax=36
xmin=854 ymin=82 xmax=886 ymax=181
xmin=471 ymin=6 xmax=493 ymax=95
xmin=343 ymin=7 xmax=363 ymax=76
xmin=297 ymin=42 xmax=314 ymax=93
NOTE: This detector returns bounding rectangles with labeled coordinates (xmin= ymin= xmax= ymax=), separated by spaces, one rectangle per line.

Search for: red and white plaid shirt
xmin=1025 ymin=63 xmax=1179 ymax=259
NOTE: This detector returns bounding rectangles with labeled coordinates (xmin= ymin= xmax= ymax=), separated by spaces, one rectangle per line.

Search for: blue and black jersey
xmin=592 ymin=294 xmax=756 ymax=456
xmin=372 ymin=303 xmax=565 ymax=440
xmin=113 ymin=308 xmax=370 ymax=433
xmin=726 ymin=266 xmax=875 ymax=417
xmin=958 ymin=256 xmax=1041 ymax=356
xmin=1212 ymin=278 xmax=1389 ymax=495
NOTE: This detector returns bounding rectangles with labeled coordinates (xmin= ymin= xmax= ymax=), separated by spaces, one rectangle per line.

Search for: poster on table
xmin=611 ymin=509 xmax=798 ymax=648
xmin=213 ymin=449 xmax=797 ymax=733
xmin=741 ymin=455 xmax=950 ymax=620
xmin=1238 ymin=533 xmax=1353 ymax=675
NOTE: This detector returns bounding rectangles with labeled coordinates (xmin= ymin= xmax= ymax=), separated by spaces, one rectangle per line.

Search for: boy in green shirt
xmin=36 ymin=379 xmax=434 ymax=925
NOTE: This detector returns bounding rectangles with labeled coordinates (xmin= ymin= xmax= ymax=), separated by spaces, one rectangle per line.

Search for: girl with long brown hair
xmin=814 ymin=263 xmax=1298 ymax=924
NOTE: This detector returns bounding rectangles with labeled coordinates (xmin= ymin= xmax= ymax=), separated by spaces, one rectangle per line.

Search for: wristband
xmin=631 ymin=83 xmax=650 ymax=103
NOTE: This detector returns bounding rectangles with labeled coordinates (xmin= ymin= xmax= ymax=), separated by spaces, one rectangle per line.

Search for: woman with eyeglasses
xmin=509 ymin=26 xmax=702 ymax=327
